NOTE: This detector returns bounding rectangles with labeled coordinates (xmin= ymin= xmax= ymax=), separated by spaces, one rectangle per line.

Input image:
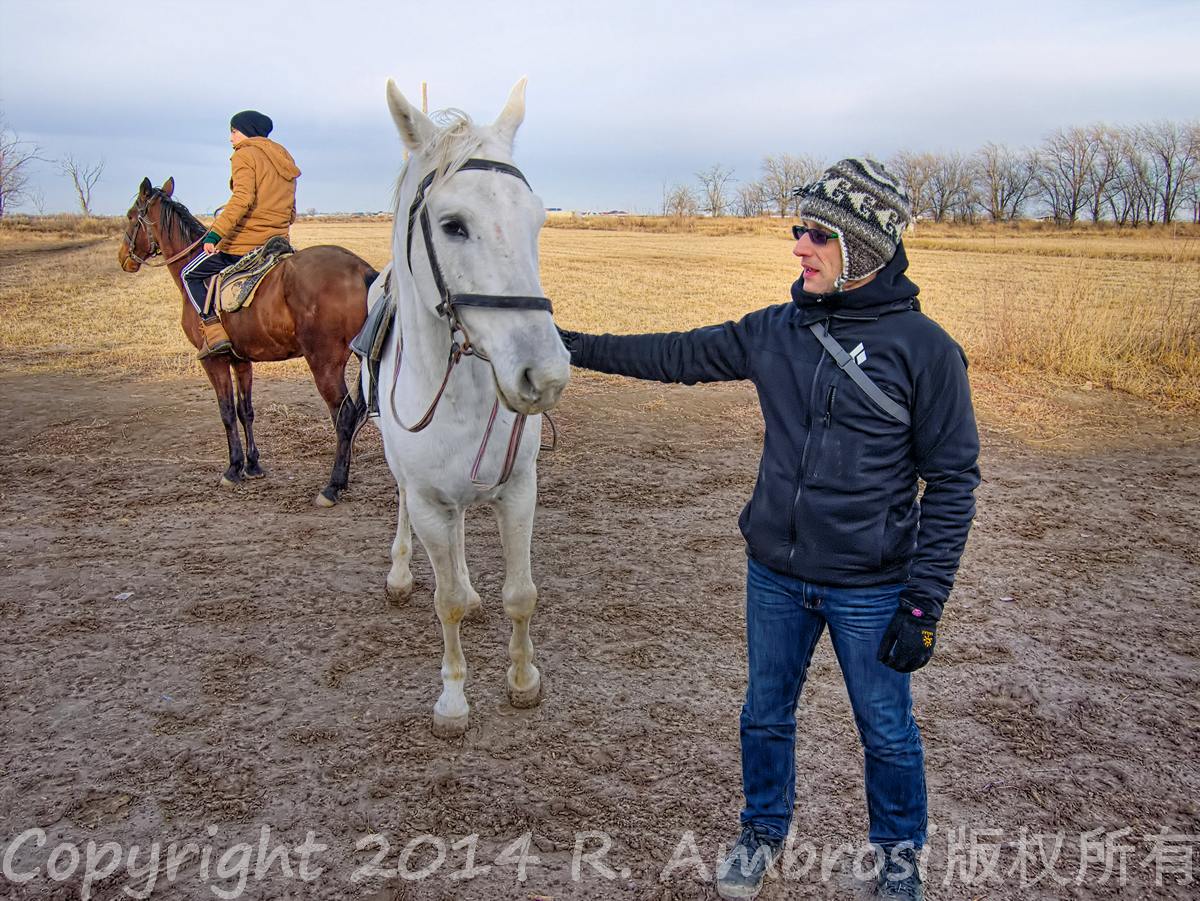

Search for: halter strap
xmin=122 ymin=194 xmax=210 ymax=268
xmin=405 ymin=159 xmax=530 ymax=265
xmin=388 ymin=156 xmax=556 ymax=489
xmin=404 ymin=158 xmax=552 ymax=321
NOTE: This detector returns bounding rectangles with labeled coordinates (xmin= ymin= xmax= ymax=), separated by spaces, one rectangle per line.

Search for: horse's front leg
xmin=407 ymin=491 xmax=478 ymax=738
xmin=199 ymin=356 xmax=245 ymax=487
xmin=494 ymin=471 xmax=542 ymax=708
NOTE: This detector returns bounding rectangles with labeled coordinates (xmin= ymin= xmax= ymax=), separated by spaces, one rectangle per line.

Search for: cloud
xmin=2 ymin=0 xmax=1197 ymax=215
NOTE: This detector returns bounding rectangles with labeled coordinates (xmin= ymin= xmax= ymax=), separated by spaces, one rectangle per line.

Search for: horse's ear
xmin=386 ymin=78 xmax=435 ymax=152
xmin=161 ymin=177 xmax=175 ymax=198
xmin=139 ymin=177 xmax=153 ymax=198
xmin=492 ymin=77 xmax=527 ymax=149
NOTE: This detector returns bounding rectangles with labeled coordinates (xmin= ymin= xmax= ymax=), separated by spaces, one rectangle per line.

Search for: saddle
xmin=205 ymin=235 xmax=295 ymax=316
xmin=350 ymin=261 xmax=396 ymax=417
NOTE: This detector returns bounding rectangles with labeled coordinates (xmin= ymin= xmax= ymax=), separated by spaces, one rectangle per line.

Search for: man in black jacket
xmin=557 ymin=159 xmax=979 ymax=901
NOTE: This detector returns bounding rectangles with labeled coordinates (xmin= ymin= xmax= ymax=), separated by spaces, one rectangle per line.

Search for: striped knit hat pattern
xmin=793 ymin=158 xmax=913 ymax=288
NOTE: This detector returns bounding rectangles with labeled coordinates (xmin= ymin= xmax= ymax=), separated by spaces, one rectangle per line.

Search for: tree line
xmin=1 ymin=113 xmax=106 ymax=218
xmin=4 ymin=110 xmax=1197 ymax=225
xmin=665 ymin=120 xmax=1200 ymax=226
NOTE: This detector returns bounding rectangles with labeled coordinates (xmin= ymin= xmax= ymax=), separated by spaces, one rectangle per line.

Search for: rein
xmin=387 ymin=158 xmax=555 ymax=489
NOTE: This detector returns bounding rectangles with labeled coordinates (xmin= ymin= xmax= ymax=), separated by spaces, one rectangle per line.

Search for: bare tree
xmin=60 ymin=154 xmax=105 ymax=216
xmin=733 ymin=180 xmax=768 ymax=218
xmin=925 ymin=152 xmax=972 ymax=223
xmin=1034 ymin=127 xmax=1099 ymax=224
xmin=0 ymin=114 xmax=44 ymax=218
xmin=786 ymin=156 xmax=827 ymax=218
xmin=1140 ymin=120 xmax=1199 ymax=224
xmin=1108 ymin=130 xmax=1158 ymax=225
xmin=695 ymin=164 xmax=735 ymax=217
xmin=1189 ymin=122 xmax=1200 ymax=223
xmin=1081 ymin=125 xmax=1123 ymax=223
xmin=974 ymin=142 xmax=1038 ymax=221
xmin=662 ymin=183 xmax=699 ymax=220
xmin=760 ymin=153 xmax=823 ymax=218
xmin=888 ymin=150 xmax=938 ymax=221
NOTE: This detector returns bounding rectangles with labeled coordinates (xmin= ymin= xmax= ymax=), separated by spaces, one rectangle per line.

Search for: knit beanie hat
xmin=793 ymin=158 xmax=912 ymax=290
xmin=230 ymin=110 xmax=273 ymax=138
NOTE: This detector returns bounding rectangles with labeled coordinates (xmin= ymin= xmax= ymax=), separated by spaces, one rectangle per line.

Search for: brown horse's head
xmin=118 ymin=177 xmax=176 ymax=272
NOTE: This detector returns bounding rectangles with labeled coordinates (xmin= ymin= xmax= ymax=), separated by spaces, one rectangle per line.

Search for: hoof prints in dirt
xmin=1 ymin=374 xmax=1199 ymax=899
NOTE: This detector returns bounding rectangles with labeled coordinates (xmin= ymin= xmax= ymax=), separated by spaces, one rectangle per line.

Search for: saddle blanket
xmin=208 ymin=235 xmax=294 ymax=315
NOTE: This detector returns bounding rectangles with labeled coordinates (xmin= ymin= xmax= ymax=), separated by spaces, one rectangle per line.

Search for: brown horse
xmin=118 ymin=177 xmax=376 ymax=506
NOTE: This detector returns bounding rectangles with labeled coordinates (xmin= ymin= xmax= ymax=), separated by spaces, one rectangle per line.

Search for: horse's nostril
xmin=519 ymin=367 xmax=539 ymax=401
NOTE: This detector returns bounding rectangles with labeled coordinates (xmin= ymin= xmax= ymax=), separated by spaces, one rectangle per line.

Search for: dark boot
xmin=716 ymin=824 xmax=782 ymax=900
xmin=876 ymin=845 xmax=923 ymax=900
xmin=198 ymin=317 xmax=233 ymax=359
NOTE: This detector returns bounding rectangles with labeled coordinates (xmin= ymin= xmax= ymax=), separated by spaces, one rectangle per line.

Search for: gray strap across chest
xmin=808 ymin=321 xmax=911 ymax=426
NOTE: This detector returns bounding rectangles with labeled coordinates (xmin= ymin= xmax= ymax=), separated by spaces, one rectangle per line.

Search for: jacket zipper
xmin=788 ymin=319 xmax=830 ymax=575
xmin=823 ymin=385 xmax=837 ymax=427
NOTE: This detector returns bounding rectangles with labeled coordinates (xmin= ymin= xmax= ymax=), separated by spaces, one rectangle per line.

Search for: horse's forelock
xmin=391 ymin=109 xmax=487 ymax=224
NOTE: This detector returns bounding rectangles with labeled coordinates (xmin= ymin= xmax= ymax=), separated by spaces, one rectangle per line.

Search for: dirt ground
xmin=1 ymin=364 xmax=1198 ymax=901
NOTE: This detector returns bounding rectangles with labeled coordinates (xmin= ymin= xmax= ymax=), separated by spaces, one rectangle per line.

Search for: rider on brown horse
xmin=181 ymin=110 xmax=301 ymax=359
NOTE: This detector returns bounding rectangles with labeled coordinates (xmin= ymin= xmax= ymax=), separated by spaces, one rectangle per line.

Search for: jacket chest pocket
xmin=802 ymin=377 xmax=864 ymax=489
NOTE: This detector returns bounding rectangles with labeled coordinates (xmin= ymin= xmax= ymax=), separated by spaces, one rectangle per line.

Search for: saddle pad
xmin=213 ymin=236 xmax=294 ymax=314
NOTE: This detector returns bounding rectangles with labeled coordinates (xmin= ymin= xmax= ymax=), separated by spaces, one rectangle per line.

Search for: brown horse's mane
xmin=152 ymin=190 xmax=207 ymax=246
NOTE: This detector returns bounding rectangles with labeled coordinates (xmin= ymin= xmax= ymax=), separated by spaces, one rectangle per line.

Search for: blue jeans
xmin=740 ymin=556 xmax=927 ymax=847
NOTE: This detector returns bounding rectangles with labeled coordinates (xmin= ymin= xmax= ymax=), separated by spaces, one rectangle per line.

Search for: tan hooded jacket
xmin=210 ymin=137 xmax=301 ymax=255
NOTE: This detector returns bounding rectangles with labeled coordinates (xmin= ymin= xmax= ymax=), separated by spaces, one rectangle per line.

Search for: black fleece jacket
xmin=563 ymin=244 xmax=980 ymax=619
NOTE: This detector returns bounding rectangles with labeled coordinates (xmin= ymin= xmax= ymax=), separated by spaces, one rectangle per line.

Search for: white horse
xmin=368 ymin=78 xmax=570 ymax=738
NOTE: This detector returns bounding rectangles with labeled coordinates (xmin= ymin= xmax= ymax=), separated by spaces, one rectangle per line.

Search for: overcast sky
xmin=2 ymin=0 xmax=1197 ymax=216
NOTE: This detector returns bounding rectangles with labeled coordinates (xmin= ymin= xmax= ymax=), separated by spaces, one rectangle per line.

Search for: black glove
xmin=877 ymin=603 xmax=938 ymax=673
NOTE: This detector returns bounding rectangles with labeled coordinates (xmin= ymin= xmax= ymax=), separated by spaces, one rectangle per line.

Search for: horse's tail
xmin=363 ymin=267 xmax=380 ymax=296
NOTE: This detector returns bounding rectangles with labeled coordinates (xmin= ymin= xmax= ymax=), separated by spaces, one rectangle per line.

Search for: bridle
xmin=388 ymin=158 xmax=555 ymax=488
xmin=121 ymin=194 xmax=206 ymax=268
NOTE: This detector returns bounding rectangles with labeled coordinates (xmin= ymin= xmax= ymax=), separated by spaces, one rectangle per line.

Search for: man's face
xmin=793 ymin=220 xmax=843 ymax=294
xmin=230 ymin=128 xmax=247 ymax=147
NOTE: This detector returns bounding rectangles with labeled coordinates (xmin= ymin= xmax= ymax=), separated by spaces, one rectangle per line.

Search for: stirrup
xmin=198 ymin=316 xmax=236 ymax=360
xmin=197 ymin=339 xmax=234 ymax=360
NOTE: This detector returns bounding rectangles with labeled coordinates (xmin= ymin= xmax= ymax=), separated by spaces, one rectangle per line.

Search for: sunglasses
xmin=791 ymin=224 xmax=839 ymax=246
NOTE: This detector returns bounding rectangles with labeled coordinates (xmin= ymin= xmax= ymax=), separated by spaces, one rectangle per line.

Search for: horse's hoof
xmin=385 ymin=581 xmax=412 ymax=606
xmin=244 ymin=466 xmax=266 ymax=480
xmin=507 ymin=672 xmax=543 ymax=709
xmin=220 ymin=474 xmax=241 ymax=489
xmin=313 ymin=491 xmax=336 ymax=508
xmin=432 ymin=711 xmax=469 ymax=739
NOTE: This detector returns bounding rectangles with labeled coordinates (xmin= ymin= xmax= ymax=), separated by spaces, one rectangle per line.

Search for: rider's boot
xmin=198 ymin=316 xmax=234 ymax=359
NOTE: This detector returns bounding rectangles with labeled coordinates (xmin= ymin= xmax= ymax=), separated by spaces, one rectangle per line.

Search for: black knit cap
xmin=230 ymin=110 xmax=273 ymax=138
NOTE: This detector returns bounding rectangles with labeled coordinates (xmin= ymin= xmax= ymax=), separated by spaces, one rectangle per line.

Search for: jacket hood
xmin=234 ymin=137 xmax=301 ymax=180
xmin=790 ymin=242 xmax=920 ymax=323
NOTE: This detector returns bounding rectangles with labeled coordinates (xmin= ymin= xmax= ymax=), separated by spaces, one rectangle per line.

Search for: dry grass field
xmin=2 ymin=218 xmax=1199 ymax=900
xmin=2 ymin=216 xmax=1197 ymax=437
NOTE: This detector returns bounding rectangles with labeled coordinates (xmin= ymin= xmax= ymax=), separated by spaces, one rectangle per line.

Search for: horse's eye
xmin=441 ymin=218 xmax=468 ymax=239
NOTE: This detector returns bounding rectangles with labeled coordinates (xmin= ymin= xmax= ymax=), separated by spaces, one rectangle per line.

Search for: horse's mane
xmin=153 ymin=191 xmax=207 ymax=245
xmin=391 ymin=108 xmax=485 ymax=225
